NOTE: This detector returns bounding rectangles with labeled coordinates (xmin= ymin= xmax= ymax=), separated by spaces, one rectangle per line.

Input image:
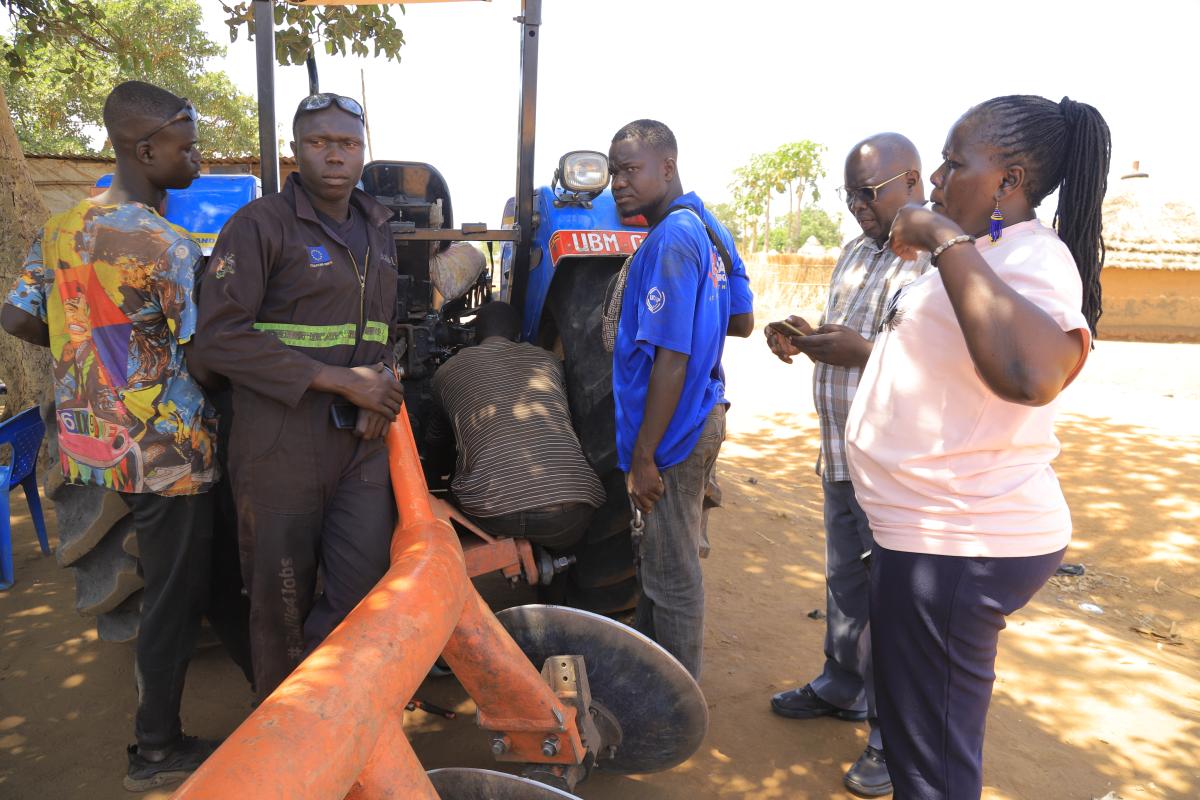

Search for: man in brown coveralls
xmin=194 ymin=93 xmax=403 ymax=699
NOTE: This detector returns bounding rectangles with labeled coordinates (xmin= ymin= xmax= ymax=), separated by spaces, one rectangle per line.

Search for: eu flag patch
xmin=308 ymin=245 xmax=333 ymax=268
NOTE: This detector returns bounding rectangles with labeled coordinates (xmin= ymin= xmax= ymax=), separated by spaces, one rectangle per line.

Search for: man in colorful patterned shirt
xmin=764 ymin=133 xmax=930 ymax=798
xmin=2 ymin=81 xmax=222 ymax=791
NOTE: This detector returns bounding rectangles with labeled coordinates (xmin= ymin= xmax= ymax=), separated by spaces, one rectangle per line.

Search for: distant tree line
xmin=0 ymin=0 xmax=406 ymax=416
xmin=712 ymin=140 xmax=843 ymax=253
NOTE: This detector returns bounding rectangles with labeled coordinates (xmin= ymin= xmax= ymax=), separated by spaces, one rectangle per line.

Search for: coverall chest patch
xmin=307 ymin=245 xmax=334 ymax=268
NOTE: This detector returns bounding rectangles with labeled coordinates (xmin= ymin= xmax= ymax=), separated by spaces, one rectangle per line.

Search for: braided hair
xmin=967 ymin=95 xmax=1111 ymax=335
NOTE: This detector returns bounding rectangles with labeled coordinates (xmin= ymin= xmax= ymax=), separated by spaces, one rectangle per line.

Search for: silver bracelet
xmin=930 ymin=233 xmax=975 ymax=265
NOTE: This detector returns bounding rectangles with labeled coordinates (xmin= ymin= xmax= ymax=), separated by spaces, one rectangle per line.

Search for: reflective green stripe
xmin=363 ymin=321 xmax=388 ymax=344
xmin=253 ymin=322 xmax=356 ymax=348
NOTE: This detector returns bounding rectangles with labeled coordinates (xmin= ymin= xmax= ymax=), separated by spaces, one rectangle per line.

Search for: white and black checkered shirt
xmin=815 ymin=235 xmax=930 ymax=481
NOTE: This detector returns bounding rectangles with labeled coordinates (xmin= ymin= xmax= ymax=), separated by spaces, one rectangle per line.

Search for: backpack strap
xmin=657 ymin=204 xmax=737 ymax=384
xmin=660 ymin=204 xmax=735 ymax=274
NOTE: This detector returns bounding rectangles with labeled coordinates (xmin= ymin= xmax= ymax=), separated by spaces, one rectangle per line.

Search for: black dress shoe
xmin=844 ymin=745 xmax=892 ymax=798
xmin=769 ymin=684 xmax=868 ymax=721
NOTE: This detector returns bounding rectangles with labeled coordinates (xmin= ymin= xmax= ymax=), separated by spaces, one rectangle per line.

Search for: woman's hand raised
xmin=888 ymin=204 xmax=965 ymax=263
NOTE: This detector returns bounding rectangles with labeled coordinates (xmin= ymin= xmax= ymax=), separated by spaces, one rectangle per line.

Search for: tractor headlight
xmin=557 ymin=151 xmax=610 ymax=194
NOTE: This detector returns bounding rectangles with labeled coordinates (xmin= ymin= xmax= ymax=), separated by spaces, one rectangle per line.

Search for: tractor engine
xmin=360 ymin=161 xmax=490 ymax=450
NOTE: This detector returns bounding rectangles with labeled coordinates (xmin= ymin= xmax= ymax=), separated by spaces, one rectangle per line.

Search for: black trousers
xmin=228 ymin=390 xmax=396 ymax=701
xmin=121 ymin=491 xmax=213 ymax=751
xmin=206 ymin=388 xmax=254 ymax=685
xmin=870 ymin=544 xmax=1064 ymax=799
xmin=465 ymin=502 xmax=593 ymax=552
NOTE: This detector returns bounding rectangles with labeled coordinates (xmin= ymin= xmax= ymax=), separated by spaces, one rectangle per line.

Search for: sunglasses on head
xmin=837 ymin=170 xmax=912 ymax=207
xmin=139 ymin=100 xmax=198 ymax=142
xmin=296 ymin=93 xmax=365 ymax=121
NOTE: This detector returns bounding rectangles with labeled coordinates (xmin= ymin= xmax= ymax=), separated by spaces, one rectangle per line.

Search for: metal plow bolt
xmin=490 ymin=736 xmax=510 ymax=756
xmin=541 ymin=735 xmax=559 ymax=757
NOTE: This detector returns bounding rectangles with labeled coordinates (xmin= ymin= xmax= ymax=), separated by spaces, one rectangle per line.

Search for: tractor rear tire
xmin=564 ymin=574 xmax=640 ymax=616
xmin=544 ymin=257 xmax=639 ymax=614
xmin=41 ymin=402 xmax=143 ymax=642
xmin=567 ymin=529 xmax=636 ymax=590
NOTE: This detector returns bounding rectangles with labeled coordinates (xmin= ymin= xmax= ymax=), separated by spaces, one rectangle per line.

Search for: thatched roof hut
xmin=1102 ymin=163 xmax=1200 ymax=271
xmin=1096 ymin=164 xmax=1200 ymax=342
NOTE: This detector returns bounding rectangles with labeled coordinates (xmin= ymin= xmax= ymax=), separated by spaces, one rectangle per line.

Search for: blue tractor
xmin=53 ymin=0 xmax=647 ymax=641
xmin=355 ymin=151 xmax=648 ymax=613
xmin=43 ymin=5 xmax=720 ymax=793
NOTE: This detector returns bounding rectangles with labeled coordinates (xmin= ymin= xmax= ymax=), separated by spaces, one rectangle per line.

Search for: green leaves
xmin=728 ymin=140 xmax=831 ymax=252
xmin=4 ymin=0 xmax=259 ymax=157
xmin=787 ymin=207 xmax=842 ymax=249
xmin=221 ymin=1 xmax=406 ymax=66
xmin=3 ymin=0 xmax=408 ymax=158
xmin=709 ymin=202 xmax=742 ymax=241
xmin=2 ymin=0 xmax=110 ymax=90
xmin=772 ymin=140 xmax=826 ymax=205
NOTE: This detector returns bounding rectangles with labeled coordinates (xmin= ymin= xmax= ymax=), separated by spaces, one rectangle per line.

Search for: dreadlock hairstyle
xmin=966 ymin=95 xmax=1111 ymax=336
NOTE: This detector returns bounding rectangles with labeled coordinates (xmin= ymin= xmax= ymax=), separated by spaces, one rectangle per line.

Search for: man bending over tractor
xmin=426 ymin=301 xmax=605 ymax=552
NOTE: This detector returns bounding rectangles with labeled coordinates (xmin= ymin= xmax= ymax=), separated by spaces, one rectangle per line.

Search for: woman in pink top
xmin=844 ymin=95 xmax=1110 ymax=800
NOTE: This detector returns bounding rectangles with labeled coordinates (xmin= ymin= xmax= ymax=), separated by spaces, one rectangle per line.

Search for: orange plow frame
xmin=174 ymin=408 xmax=585 ymax=799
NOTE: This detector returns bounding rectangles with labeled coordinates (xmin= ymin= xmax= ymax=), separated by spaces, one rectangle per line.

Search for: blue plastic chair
xmin=0 ymin=406 xmax=51 ymax=590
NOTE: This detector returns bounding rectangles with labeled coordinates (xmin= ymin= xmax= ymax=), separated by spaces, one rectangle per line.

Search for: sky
xmin=199 ymin=0 xmax=1200 ymax=237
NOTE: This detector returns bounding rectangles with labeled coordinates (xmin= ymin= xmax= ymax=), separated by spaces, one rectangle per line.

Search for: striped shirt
xmin=431 ymin=339 xmax=606 ymax=517
xmin=815 ymin=235 xmax=930 ymax=481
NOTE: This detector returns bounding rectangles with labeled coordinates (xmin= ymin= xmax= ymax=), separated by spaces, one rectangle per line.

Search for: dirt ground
xmin=1 ymin=337 xmax=1198 ymax=800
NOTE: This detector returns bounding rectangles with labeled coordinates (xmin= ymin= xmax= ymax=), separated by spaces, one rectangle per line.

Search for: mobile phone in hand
xmin=770 ymin=320 xmax=806 ymax=338
xmin=330 ymin=402 xmax=358 ymax=430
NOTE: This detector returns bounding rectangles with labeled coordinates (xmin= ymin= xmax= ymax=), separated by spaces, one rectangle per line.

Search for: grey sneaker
xmin=123 ymin=735 xmax=220 ymax=792
xmin=843 ymin=745 xmax=892 ymax=798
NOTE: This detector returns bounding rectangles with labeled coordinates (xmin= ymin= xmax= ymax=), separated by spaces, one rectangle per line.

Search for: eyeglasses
xmin=295 ymin=93 xmax=365 ymax=122
xmin=138 ymin=100 xmax=198 ymax=142
xmin=837 ymin=170 xmax=912 ymax=207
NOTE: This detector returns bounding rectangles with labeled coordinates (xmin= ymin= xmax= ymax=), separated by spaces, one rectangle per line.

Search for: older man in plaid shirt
xmin=764 ymin=132 xmax=930 ymax=798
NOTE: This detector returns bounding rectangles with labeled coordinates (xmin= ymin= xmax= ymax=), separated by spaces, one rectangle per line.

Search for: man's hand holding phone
xmin=765 ymin=316 xmax=814 ymax=364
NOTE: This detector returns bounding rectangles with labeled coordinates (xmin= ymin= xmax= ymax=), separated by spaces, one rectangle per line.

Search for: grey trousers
xmin=809 ymin=478 xmax=881 ymax=751
xmin=633 ymin=405 xmax=726 ymax=679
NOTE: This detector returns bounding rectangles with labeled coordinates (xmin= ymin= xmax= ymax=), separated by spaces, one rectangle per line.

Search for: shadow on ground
xmin=0 ymin=403 xmax=1197 ymax=799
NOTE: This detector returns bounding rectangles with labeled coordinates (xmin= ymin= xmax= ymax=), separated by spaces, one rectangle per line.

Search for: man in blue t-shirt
xmin=609 ymin=119 xmax=754 ymax=678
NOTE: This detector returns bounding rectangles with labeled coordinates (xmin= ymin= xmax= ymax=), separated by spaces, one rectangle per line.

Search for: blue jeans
xmin=633 ymin=405 xmax=726 ymax=679
xmin=809 ymin=479 xmax=881 ymax=750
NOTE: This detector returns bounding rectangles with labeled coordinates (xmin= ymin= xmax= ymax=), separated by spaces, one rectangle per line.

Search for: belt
xmin=528 ymin=501 xmax=588 ymax=515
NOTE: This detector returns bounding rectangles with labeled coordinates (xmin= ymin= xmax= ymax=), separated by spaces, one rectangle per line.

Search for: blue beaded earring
xmin=989 ymin=200 xmax=1004 ymax=244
